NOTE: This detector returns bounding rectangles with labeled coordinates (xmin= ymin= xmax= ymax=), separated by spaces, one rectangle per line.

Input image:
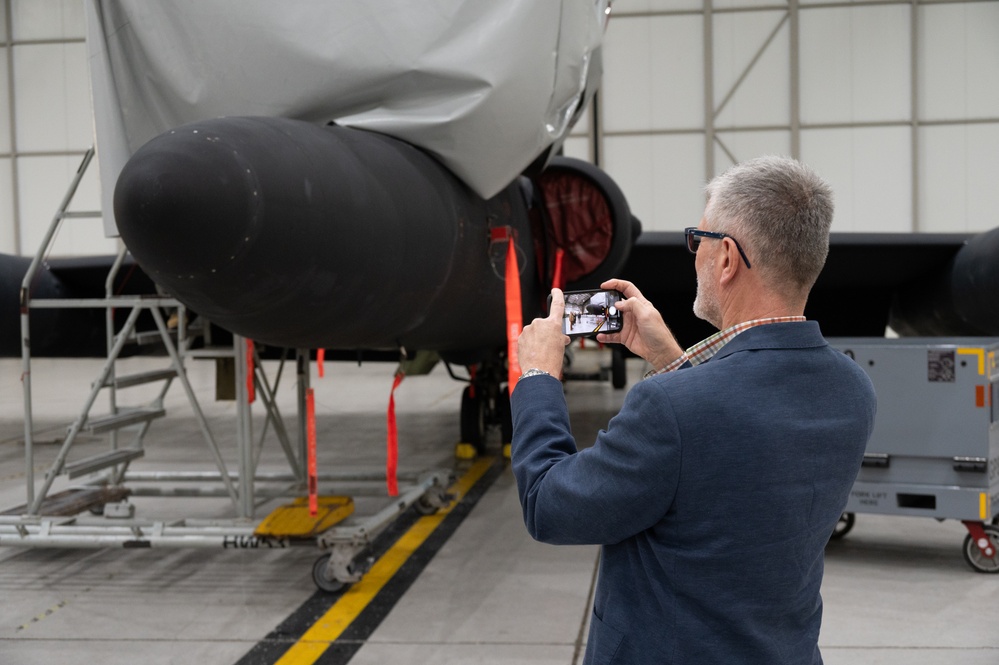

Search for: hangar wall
xmin=0 ymin=0 xmax=111 ymax=257
xmin=1 ymin=0 xmax=997 ymax=257
xmin=566 ymin=0 xmax=999 ymax=235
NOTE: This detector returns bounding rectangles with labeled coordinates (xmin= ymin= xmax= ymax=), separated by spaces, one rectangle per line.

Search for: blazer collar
xmin=710 ymin=320 xmax=826 ymax=362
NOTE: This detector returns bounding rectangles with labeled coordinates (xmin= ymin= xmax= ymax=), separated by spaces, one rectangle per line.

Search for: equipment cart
xmin=829 ymin=338 xmax=999 ymax=572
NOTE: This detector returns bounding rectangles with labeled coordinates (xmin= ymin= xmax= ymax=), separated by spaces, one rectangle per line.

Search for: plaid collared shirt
xmin=645 ymin=316 xmax=807 ymax=378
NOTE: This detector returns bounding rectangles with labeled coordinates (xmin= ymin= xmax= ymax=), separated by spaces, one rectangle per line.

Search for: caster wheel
xmin=312 ymin=553 xmax=347 ymax=593
xmin=963 ymin=524 xmax=999 ymax=573
xmin=829 ymin=512 xmax=854 ymax=540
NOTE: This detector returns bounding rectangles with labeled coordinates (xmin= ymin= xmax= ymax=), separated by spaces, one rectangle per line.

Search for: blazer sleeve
xmin=510 ymin=375 xmax=682 ymax=545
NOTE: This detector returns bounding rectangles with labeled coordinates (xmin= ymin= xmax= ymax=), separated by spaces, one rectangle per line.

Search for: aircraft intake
xmin=889 ymin=226 xmax=999 ymax=336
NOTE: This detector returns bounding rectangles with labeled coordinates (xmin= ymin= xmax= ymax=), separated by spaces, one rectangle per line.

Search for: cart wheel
xmin=414 ymin=486 xmax=448 ymax=515
xmin=962 ymin=524 xmax=999 ymax=574
xmin=414 ymin=496 xmax=438 ymax=515
xmin=830 ymin=512 xmax=855 ymax=540
xmin=312 ymin=553 xmax=347 ymax=593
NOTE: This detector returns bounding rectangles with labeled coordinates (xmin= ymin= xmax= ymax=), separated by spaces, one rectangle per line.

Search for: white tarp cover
xmin=85 ymin=0 xmax=609 ymax=236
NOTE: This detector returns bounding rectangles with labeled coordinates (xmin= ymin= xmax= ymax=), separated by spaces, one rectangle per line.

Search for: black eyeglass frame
xmin=683 ymin=227 xmax=752 ymax=269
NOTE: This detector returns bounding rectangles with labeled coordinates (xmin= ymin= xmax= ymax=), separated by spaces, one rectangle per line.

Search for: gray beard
xmin=693 ymin=269 xmax=721 ymax=329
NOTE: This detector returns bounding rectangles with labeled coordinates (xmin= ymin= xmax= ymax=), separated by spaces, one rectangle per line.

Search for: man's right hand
xmin=596 ymin=278 xmax=684 ymax=371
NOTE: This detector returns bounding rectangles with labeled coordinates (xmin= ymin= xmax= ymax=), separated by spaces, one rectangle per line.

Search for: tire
xmin=829 ymin=512 xmax=855 ymax=540
xmin=497 ymin=386 xmax=512 ymax=445
xmin=611 ymin=347 xmax=627 ymax=389
xmin=962 ymin=524 xmax=999 ymax=573
xmin=312 ymin=553 xmax=347 ymax=593
xmin=460 ymin=386 xmax=485 ymax=453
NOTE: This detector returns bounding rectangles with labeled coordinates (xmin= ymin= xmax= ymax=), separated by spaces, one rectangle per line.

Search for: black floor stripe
xmin=235 ymin=458 xmax=505 ymax=665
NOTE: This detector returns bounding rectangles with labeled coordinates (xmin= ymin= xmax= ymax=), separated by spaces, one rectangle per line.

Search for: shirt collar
xmin=648 ymin=316 xmax=807 ymax=377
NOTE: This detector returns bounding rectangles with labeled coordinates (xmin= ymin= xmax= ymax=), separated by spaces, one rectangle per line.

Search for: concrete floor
xmin=0 ymin=349 xmax=996 ymax=664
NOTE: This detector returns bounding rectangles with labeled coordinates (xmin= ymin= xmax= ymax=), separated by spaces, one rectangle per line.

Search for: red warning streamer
xmin=505 ymin=231 xmax=523 ymax=392
xmin=386 ymin=372 xmax=404 ymax=497
xmin=551 ymin=247 xmax=566 ymax=290
xmin=317 ymin=348 xmax=326 ymax=378
xmin=306 ymin=387 xmax=318 ymax=516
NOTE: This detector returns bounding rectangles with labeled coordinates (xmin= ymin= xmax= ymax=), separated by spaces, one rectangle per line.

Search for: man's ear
xmin=718 ymin=238 xmax=741 ymax=285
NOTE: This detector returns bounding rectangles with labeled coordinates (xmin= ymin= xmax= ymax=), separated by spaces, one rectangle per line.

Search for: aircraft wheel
xmin=312 ymin=553 xmax=347 ymax=593
xmin=829 ymin=512 xmax=854 ymax=540
xmin=460 ymin=386 xmax=486 ymax=454
xmin=611 ymin=347 xmax=627 ymax=389
xmin=962 ymin=525 xmax=999 ymax=573
xmin=498 ymin=386 xmax=512 ymax=445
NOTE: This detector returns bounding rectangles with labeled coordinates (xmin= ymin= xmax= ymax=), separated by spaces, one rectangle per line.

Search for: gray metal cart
xmin=829 ymin=338 xmax=999 ymax=572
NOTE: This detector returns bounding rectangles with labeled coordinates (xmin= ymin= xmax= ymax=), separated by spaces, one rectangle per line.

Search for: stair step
xmin=187 ymin=346 xmax=235 ymax=359
xmin=128 ymin=329 xmax=166 ymax=346
xmin=1 ymin=486 xmax=131 ymax=517
xmin=64 ymin=448 xmax=145 ymax=479
xmin=85 ymin=407 xmax=165 ymax=434
xmin=108 ymin=369 xmax=177 ymax=389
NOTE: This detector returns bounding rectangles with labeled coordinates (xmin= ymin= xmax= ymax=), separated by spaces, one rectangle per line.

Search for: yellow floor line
xmin=275 ymin=457 xmax=496 ymax=665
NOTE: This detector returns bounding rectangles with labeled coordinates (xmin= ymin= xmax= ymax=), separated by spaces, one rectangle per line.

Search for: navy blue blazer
xmin=511 ymin=322 xmax=876 ymax=664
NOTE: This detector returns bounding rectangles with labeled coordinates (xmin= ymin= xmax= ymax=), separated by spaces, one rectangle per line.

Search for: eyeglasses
xmin=683 ymin=227 xmax=752 ymax=269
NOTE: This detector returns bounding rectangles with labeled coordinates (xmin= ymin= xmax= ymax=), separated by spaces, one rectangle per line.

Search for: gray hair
xmin=704 ymin=156 xmax=834 ymax=298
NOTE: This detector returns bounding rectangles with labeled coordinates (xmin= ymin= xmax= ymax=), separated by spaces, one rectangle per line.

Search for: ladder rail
xmin=149 ymin=307 xmax=241 ymax=509
xmin=12 ymin=145 xmax=313 ymax=527
xmin=20 ymin=148 xmax=98 ymax=506
xmin=104 ymin=244 xmax=131 ymax=459
xmin=28 ymin=306 xmax=145 ymax=514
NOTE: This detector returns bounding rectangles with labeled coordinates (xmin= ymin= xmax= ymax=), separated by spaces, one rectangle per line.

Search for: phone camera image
xmin=563 ymin=290 xmax=624 ymax=337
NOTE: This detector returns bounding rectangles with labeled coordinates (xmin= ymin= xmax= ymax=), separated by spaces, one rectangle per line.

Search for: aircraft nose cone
xmin=113 ymin=124 xmax=261 ymax=281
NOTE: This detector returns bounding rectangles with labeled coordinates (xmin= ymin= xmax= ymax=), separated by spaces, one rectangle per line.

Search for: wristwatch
xmin=519 ymin=368 xmax=551 ymax=380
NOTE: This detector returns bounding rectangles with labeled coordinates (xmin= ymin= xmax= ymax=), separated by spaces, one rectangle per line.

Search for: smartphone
xmin=548 ymin=289 xmax=625 ymax=338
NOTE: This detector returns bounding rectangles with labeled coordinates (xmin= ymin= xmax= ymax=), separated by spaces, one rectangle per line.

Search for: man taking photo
xmin=512 ymin=156 xmax=877 ymax=664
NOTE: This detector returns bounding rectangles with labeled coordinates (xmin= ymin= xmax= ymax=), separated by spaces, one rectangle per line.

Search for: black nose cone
xmin=114 ymin=124 xmax=261 ymax=280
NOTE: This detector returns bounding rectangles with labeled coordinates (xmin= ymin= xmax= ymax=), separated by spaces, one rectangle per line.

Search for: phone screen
xmin=559 ymin=289 xmax=624 ymax=337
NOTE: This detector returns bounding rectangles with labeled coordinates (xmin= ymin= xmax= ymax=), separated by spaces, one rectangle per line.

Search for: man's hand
xmin=596 ymin=279 xmax=684 ymax=370
xmin=517 ymin=288 xmax=571 ymax=378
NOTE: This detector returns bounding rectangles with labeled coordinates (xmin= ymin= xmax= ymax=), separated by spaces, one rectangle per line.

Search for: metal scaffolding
xmin=3 ymin=149 xmax=452 ymax=590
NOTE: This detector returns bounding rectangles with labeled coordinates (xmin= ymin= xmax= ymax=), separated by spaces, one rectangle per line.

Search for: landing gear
xmin=611 ymin=347 xmax=627 ymax=389
xmin=460 ymin=386 xmax=486 ymax=454
xmin=459 ymin=384 xmax=512 ymax=457
xmin=451 ymin=357 xmax=512 ymax=458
